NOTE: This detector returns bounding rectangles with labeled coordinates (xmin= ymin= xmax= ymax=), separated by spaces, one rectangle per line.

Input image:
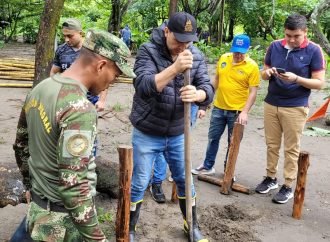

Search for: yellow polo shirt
xmin=213 ymin=53 xmax=260 ymax=111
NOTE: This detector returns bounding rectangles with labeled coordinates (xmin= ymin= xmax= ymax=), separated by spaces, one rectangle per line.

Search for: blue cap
xmin=230 ymin=34 xmax=250 ymax=54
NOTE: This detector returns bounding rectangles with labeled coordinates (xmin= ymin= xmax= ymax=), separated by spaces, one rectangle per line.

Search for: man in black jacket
xmin=129 ymin=12 xmax=214 ymax=242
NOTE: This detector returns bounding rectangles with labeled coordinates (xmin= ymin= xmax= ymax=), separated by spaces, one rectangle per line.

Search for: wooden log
xmin=221 ymin=123 xmax=244 ymax=195
xmin=115 ymin=145 xmax=133 ymax=242
xmin=171 ymin=182 xmax=178 ymax=204
xmin=292 ymin=151 xmax=310 ymax=219
xmin=198 ymin=174 xmax=251 ymax=195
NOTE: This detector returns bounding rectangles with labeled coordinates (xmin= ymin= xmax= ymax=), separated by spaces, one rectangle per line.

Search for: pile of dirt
xmin=199 ymin=203 xmax=262 ymax=242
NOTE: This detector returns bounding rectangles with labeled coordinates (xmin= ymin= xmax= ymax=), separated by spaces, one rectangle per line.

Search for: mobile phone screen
xmin=276 ymin=68 xmax=286 ymax=74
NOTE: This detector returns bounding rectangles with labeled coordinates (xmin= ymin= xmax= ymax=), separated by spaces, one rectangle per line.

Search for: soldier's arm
xmin=13 ymin=108 xmax=31 ymax=189
xmin=57 ymin=101 xmax=106 ymax=241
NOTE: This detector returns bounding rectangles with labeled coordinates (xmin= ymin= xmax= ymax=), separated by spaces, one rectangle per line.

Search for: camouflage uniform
xmin=13 ymin=29 xmax=135 ymax=241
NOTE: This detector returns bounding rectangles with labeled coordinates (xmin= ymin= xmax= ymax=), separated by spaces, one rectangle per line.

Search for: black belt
xmin=31 ymin=191 xmax=68 ymax=213
xmin=220 ymin=108 xmax=241 ymax=114
xmin=227 ymin=110 xmax=240 ymax=114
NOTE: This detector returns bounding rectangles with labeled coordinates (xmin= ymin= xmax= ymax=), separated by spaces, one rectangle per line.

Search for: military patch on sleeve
xmin=62 ymin=130 xmax=93 ymax=158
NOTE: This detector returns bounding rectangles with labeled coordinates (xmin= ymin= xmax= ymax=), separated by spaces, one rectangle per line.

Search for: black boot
xmin=179 ymin=199 xmax=208 ymax=242
xmin=129 ymin=202 xmax=142 ymax=242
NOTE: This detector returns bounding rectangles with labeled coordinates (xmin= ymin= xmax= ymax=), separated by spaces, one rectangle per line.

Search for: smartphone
xmin=276 ymin=67 xmax=286 ymax=74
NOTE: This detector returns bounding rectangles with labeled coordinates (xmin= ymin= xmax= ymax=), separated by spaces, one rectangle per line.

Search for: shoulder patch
xmin=62 ymin=130 xmax=93 ymax=158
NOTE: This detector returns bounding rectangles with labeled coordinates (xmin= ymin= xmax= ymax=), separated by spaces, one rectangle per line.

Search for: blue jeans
xmin=131 ymin=128 xmax=195 ymax=202
xmin=151 ymin=103 xmax=199 ymax=184
xmin=10 ymin=216 xmax=33 ymax=242
xmin=203 ymin=107 xmax=238 ymax=170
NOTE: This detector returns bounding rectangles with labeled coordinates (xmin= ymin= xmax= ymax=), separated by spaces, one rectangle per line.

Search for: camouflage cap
xmin=83 ymin=29 xmax=136 ymax=78
xmin=62 ymin=18 xmax=82 ymax=31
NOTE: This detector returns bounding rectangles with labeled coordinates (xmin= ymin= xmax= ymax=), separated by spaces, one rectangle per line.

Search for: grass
xmin=0 ymin=137 xmax=5 ymax=144
xmin=112 ymin=102 xmax=124 ymax=112
xmin=97 ymin=207 xmax=115 ymax=239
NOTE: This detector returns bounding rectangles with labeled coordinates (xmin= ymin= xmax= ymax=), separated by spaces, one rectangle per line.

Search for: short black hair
xmin=284 ymin=14 xmax=307 ymax=30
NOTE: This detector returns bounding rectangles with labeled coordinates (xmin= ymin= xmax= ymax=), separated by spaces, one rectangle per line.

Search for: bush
xmin=196 ymin=38 xmax=267 ymax=66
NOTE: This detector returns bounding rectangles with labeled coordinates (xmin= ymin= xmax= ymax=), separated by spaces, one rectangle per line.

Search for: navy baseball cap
xmin=167 ymin=12 xmax=198 ymax=43
xmin=230 ymin=34 xmax=251 ymax=54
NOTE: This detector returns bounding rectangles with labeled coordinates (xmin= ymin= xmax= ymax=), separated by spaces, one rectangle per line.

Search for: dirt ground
xmin=0 ymin=43 xmax=330 ymax=242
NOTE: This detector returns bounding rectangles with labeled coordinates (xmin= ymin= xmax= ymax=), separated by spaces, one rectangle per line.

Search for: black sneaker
xmin=255 ymin=176 xmax=278 ymax=194
xmin=150 ymin=183 xmax=166 ymax=203
xmin=272 ymin=185 xmax=293 ymax=204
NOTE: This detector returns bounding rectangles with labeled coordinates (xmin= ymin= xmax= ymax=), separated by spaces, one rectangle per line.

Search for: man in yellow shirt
xmin=192 ymin=34 xmax=260 ymax=175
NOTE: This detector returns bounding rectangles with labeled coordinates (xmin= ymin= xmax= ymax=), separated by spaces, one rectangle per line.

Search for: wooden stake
xmin=171 ymin=182 xmax=178 ymax=204
xmin=221 ymin=123 xmax=244 ymax=195
xmin=198 ymin=174 xmax=250 ymax=195
xmin=116 ymin=145 xmax=133 ymax=242
xmin=292 ymin=151 xmax=310 ymax=219
xmin=183 ymin=69 xmax=193 ymax=241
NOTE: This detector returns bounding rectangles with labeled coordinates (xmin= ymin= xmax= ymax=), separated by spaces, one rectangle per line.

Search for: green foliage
xmin=19 ymin=19 xmax=39 ymax=44
xmin=128 ymin=0 xmax=169 ymax=30
xmin=196 ymin=38 xmax=266 ymax=67
xmin=1 ymin=0 xmax=327 ymax=56
xmin=97 ymin=207 xmax=115 ymax=239
xmin=97 ymin=208 xmax=113 ymax=224
xmin=0 ymin=0 xmax=43 ymax=42
xmin=196 ymin=41 xmax=229 ymax=64
xmin=113 ymin=102 xmax=124 ymax=112
xmin=131 ymin=28 xmax=151 ymax=54
xmin=0 ymin=40 xmax=4 ymax=49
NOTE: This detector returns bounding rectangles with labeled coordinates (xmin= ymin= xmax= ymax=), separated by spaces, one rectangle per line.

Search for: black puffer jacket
xmin=129 ymin=26 xmax=214 ymax=136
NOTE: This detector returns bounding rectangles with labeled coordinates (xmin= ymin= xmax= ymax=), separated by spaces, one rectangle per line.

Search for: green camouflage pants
xmin=27 ymin=201 xmax=83 ymax=241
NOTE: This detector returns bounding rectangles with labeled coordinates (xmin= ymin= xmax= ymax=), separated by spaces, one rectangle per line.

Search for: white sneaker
xmin=191 ymin=164 xmax=215 ymax=175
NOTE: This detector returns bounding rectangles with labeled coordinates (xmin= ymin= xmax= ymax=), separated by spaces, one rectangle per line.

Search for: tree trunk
xmin=169 ymin=0 xmax=178 ymax=17
xmin=310 ymin=0 xmax=330 ymax=56
xmin=218 ymin=0 xmax=225 ymax=45
xmin=108 ymin=0 xmax=133 ymax=35
xmin=228 ymin=17 xmax=234 ymax=41
xmin=108 ymin=0 xmax=120 ymax=34
xmin=33 ymin=0 xmax=64 ymax=87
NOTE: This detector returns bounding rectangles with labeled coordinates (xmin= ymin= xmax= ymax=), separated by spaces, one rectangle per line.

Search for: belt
xmin=31 ymin=191 xmax=68 ymax=213
xmin=227 ymin=110 xmax=240 ymax=114
xmin=220 ymin=108 xmax=241 ymax=114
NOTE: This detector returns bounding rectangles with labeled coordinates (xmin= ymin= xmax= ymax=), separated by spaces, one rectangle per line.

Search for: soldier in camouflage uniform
xmin=13 ymin=29 xmax=135 ymax=241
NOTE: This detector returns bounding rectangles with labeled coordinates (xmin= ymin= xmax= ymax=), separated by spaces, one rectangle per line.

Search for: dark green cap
xmin=83 ymin=29 xmax=136 ymax=78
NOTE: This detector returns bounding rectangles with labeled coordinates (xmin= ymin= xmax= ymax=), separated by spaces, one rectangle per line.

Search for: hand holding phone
xmin=275 ymin=67 xmax=286 ymax=74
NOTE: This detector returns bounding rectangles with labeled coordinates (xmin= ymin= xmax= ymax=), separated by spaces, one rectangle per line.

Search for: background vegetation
xmin=0 ymin=0 xmax=329 ymax=67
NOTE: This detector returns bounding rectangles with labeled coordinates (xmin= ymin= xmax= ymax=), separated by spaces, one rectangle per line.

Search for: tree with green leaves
xmin=311 ymin=0 xmax=330 ymax=55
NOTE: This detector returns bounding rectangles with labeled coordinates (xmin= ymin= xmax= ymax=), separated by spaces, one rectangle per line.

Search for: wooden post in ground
xmin=292 ymin=151 xmax=310 ymax=219
xmin=171 ymin=182 xmax=178 ymax=204
xmin=116 ymin=145 xmax=133 ymax=242
xmin=220 ymin=123 xmax=244 ymax=195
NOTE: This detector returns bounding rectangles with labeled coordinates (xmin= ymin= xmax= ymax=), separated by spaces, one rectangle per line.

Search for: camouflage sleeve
xmin=57 ymin=97 xmax=106 ymax=241
xmin=13 ymin=108 xmax=31 ymax=189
